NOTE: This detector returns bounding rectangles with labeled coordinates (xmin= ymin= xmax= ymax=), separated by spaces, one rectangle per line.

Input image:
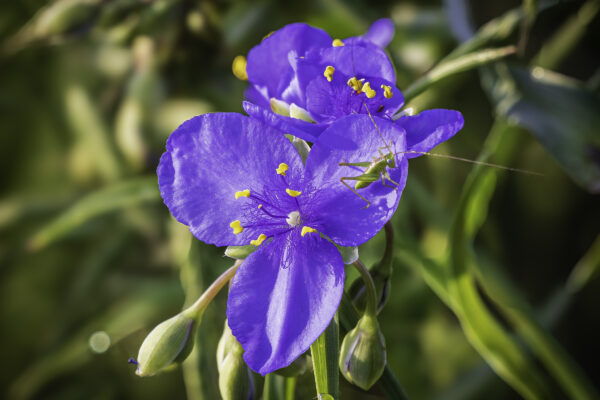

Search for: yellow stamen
xmin=286 ymin=188 xmax=302 ymax=197
xmin=363 ymin=82 xmax=376 ymax=98
xmin=276 ymin=163 xmax=289 ymax=176
xmin=301 ymin=226 xmax=317 ymax=237
xmin=347 ymin=76 xmax=363 ymax=93
xmin=250 ymin=233 xmax=267 ymax=246
xmin=332 ymin=39 xmax=344 ymax=47
xmin=324 ymin=66 xmax=335 ymax=82
xmin=381 ymin=84 xmax=393 ymax=98
xmin=232 ymin=55 xmax=247 ymax=81
xmin=234 ymin=189 xmax=250 ymax=199
xmin=258 ymin=204 xmax=263 ymax=209
xmin=229 ymin=220 xmax=243 ymax=234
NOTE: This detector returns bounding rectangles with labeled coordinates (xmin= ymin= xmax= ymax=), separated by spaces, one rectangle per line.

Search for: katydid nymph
xmin=337 ymin=103 xmax=542 ymax=209
xmin=339 ymin=146 xmax=400 ymax=209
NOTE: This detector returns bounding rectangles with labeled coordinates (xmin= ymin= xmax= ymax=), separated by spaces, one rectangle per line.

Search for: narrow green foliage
xmin=310 ymin=317 xmax=339 ymax=400
xmin=28 ymin=177 xmax=159 ymax=250
xmin=402 ymin=46 xmax=516 ymax=103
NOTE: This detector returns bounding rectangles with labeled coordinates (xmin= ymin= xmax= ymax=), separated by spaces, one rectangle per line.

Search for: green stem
xmin=264 ymin=373 xmax=285 ymax=400
xmin=310 ymin=316 xmax=339 ymax=400
xmin=285 ymin=377 xmax=296 ymax=400
xmin=378 ymin=222 xmax=395 ymax=277
xmin=186 ymin=259 xmax=242 ymax=316
xmin=352 ymin=260 xmax=378 ymax=317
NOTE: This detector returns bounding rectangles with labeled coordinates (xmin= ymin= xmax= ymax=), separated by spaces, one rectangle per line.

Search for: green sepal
xmin=335 ymin=245 xmax=358 ymax=265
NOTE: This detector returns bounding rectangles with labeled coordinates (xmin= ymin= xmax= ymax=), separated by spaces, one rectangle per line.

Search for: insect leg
xmin=340 ymin=177 xmax=371 ymax=209
xmin=339 ymin=161 xmax=372 ymax=168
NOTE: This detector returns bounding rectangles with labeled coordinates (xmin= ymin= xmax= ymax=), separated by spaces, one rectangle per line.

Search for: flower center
xmin=286 ymin=211 xmax=302 ymax=227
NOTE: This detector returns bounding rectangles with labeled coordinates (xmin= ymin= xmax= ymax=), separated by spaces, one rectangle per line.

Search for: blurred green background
xmin=1 ymin=0 xmax=599 ymax=399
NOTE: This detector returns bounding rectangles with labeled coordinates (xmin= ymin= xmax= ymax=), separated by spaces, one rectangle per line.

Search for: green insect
xmin=339 ymin=146 xmax=401 ymax=209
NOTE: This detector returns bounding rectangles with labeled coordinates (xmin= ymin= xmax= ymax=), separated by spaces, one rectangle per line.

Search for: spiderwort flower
xmin=158 ymin=112 xmax=408 ymax=374
xmin=242 ymin=20 xmax=464 ymax=157
xmin=243 ymin=19 xmax=403 ymax=142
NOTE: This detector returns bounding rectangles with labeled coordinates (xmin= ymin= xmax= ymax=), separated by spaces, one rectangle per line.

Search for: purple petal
xmin=157 ymin=113 xmax=303 ymax=246
xmin=395 ymin=109 xmax=464 ymax=158
xmin=318 ymin=43 xmax=396 ymax=83
xmin=244 ymin=85 xmax=270 ymax=109
xmin=242 ymin=101 xmax=327 ymax=143
xmin=227 ymin=230 xmax=344 ymax=375
xmin=362 ymin=18 xmax=395 ymax=48
xmin=246 ymin=24 xmax=332 ymax=100
xmin=304 ymin=115 xmax=408 ymax=246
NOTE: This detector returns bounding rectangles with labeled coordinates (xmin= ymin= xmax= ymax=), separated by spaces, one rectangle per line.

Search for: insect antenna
xmin=397 ymin=150 xmax=544 ymax=176
xmin=347 ymin=40 xmax=396 ymax=158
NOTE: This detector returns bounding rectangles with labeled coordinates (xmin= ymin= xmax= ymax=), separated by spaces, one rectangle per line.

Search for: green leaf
xmin=402 ymin=46 xmax=516 ymax=103
xmin=10 ymin=280 xmax=182 ymax=399
xmin=310 ymin=317 xmax=339 ymax=400
xmin=446 ymin=120 xmax=550 ymax=399
xmin=485 ymin=64 xmax=600 ymax=192
xmin=447 ymin=118 xmax=599 ymax=399
xmin=28 ymin=176 xmax=159 ymax=250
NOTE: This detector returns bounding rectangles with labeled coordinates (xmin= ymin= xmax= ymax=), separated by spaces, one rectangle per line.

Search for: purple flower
xmin=242 ymin=20 xmax=464 ymax=156
xmin=158 ymin=112 xmax=408 ymax=374
xmin=243 ymin=19 xmax=402 ymax=142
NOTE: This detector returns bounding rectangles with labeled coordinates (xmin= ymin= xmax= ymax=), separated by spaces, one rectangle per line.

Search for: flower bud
xmin=339 ymin=314 xmax=386 ymax=390
xmin=273 ymin=352 xmax=312 ymax=377
xmin=216 ymin=320 xmax=238 ymax=371
xmin=135 ymin=311 xmax=197 ymax=377
xmin=217 ymin=320 xmax=254 ymax=400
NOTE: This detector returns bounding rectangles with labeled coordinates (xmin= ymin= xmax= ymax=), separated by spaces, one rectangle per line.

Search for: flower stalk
xmin=352 ymin=260 xmax=378 ymax=317
xmin=134 ymin=260 xmax=242 ymax=377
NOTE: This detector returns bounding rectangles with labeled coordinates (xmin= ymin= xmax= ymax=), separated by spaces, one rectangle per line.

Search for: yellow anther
xmin=234 ymin=189 xmax=250 ymax=199
xmin=232 ymin=55 xmax=247 ymax=81
xmin=332 ymin=39 xmax=344 ymax=47
xmin=250 ymin=233 xmax=267 ymax=246
xmin=381 ymin=84 xmax=393 ymax=98
xmin=258 ymin=204 xmax=263 ymax=209
xmin=276 ymin=163 xmax=289 ymax=176
xmin=363 ymin=82 xmax=376 ymax=98
xmin=229 ymin=220 xmax=244 ymax=235
xmin=324 ymin=66 xmax=335 ymax=82
xmin=286 ymin=188 xmax=302 ymax=197
xmin=301 ymin=226 xmax=317 ymax=237
xmin=347 ymin=77 xmax=363 ymax=93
